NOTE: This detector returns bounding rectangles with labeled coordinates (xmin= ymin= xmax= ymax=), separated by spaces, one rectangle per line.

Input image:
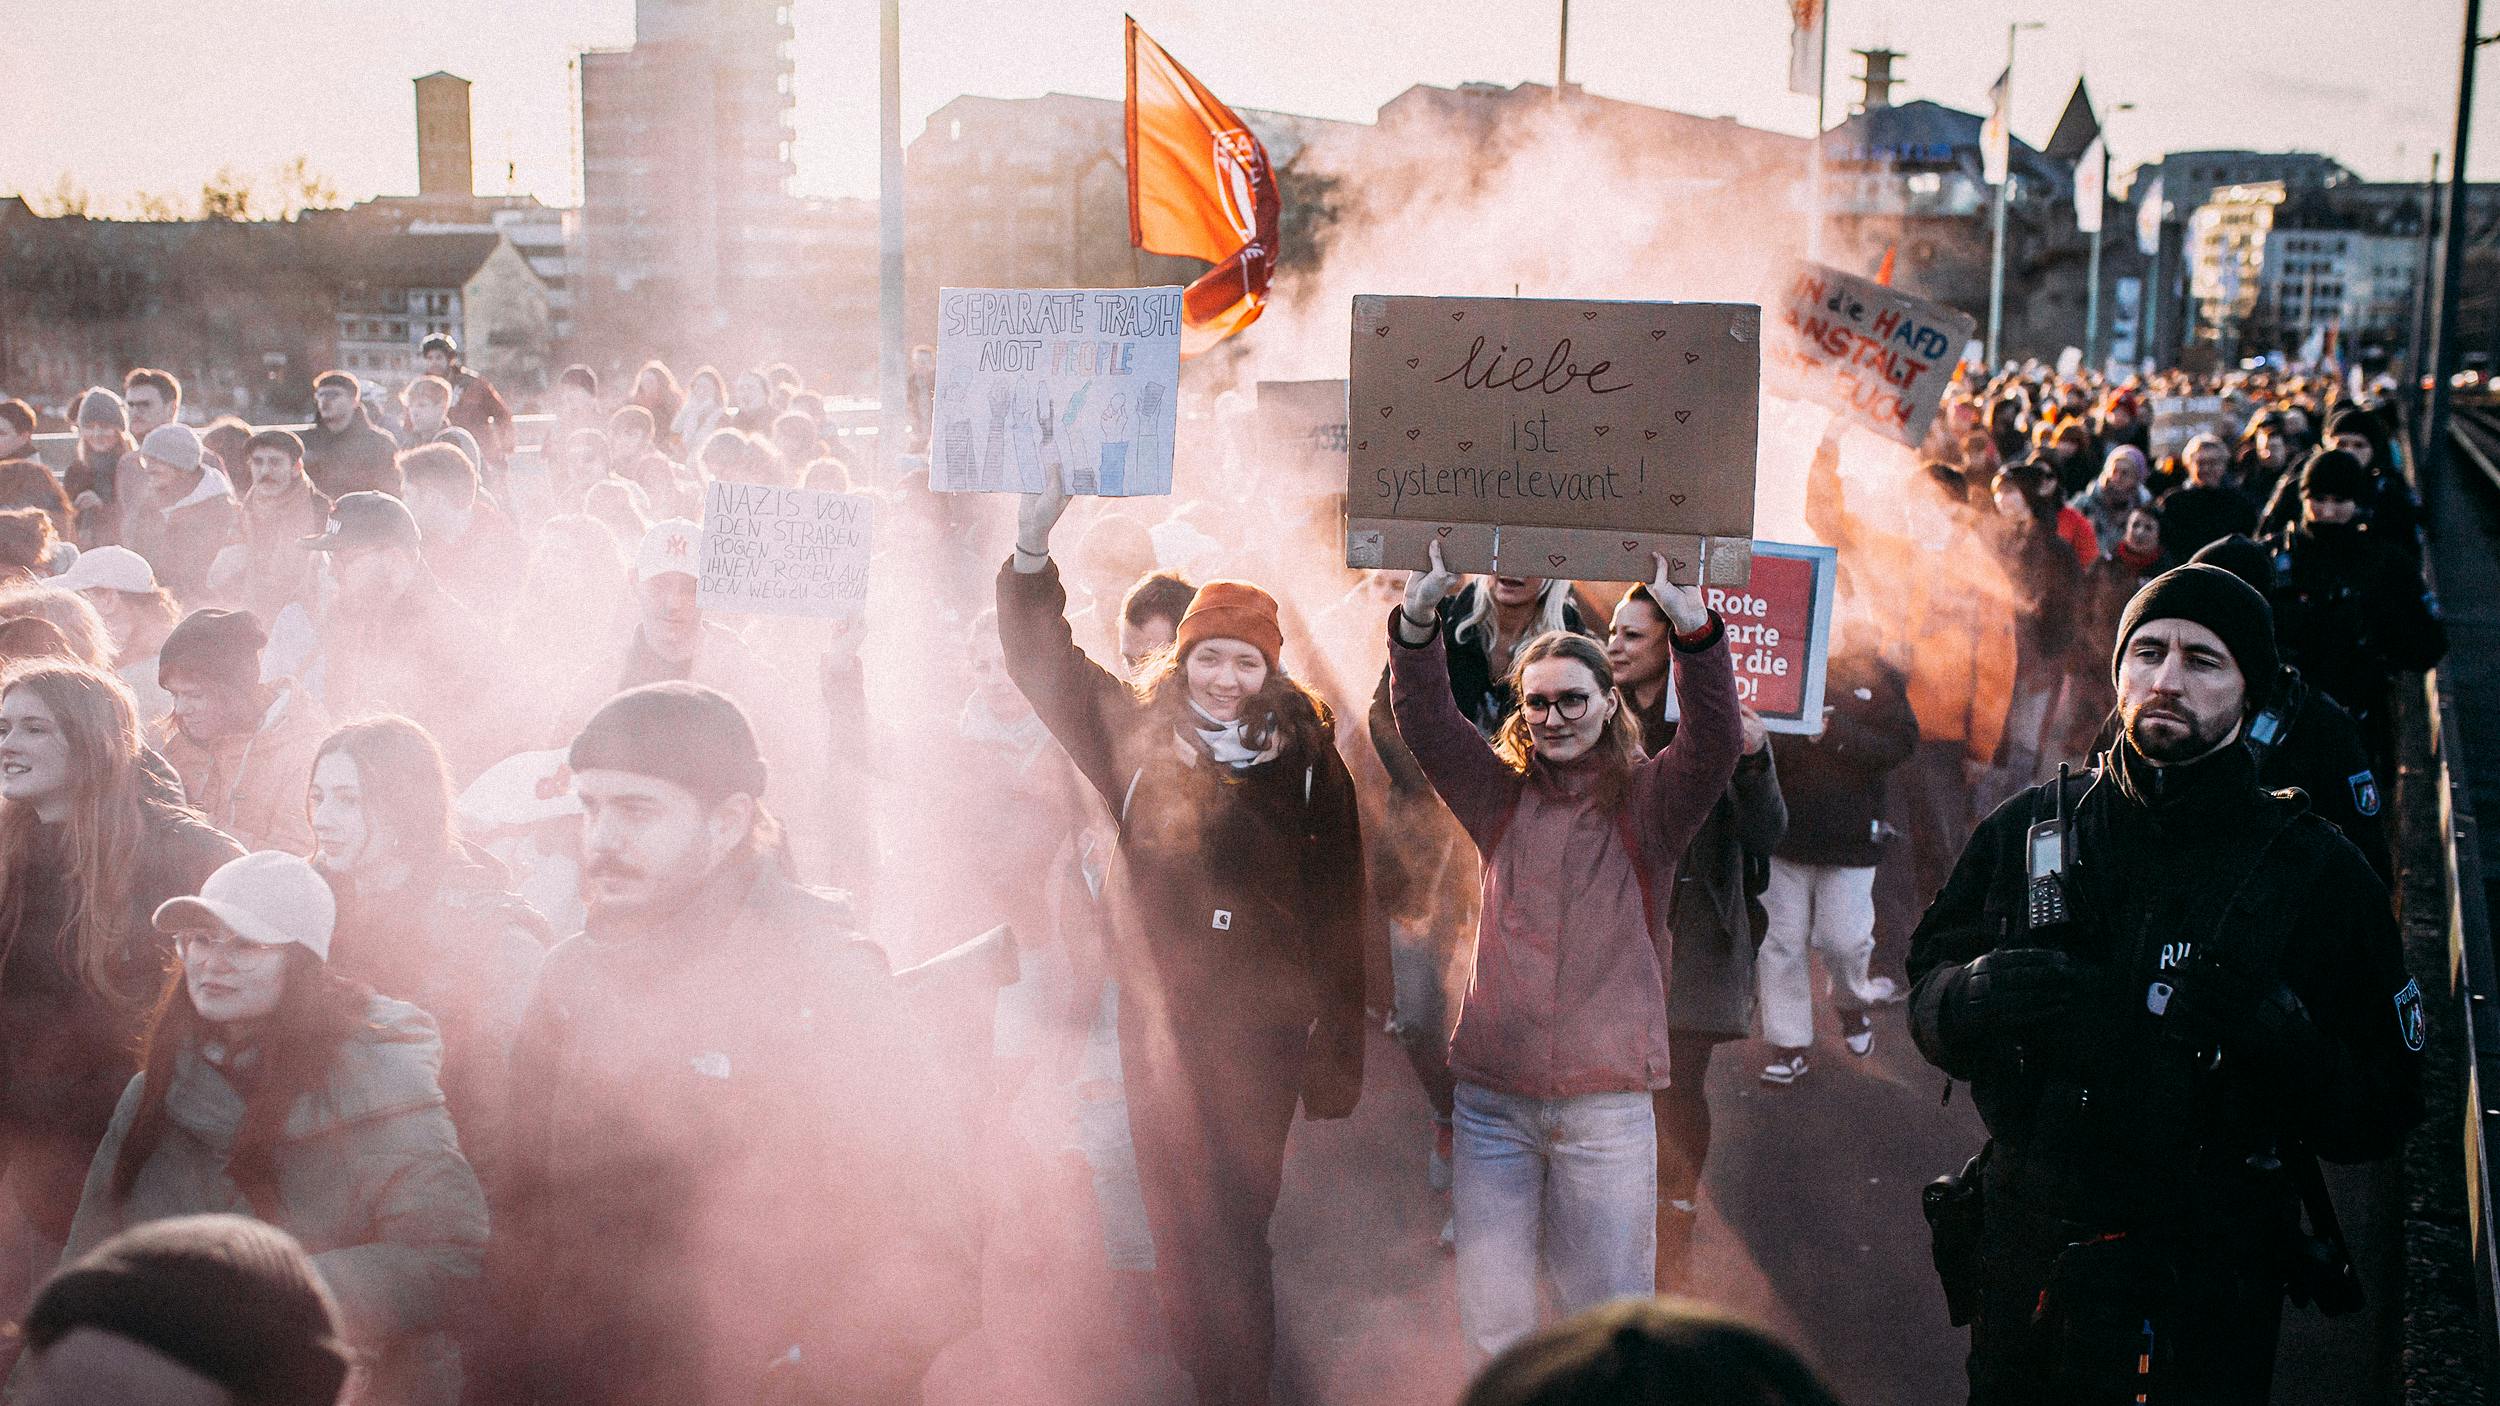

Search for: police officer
xmin=2187 ymin=534 xmax=2389 ymax=885
xmin=2259 ymin=449 xmax=2444 ymax=771
xmin=1908 ymin=565 xmax=2423 ymax=1405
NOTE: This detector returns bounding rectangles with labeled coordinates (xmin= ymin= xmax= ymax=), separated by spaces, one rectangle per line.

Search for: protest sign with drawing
xmin=1343 ymin=295 xmax=1761 ymax=586
xmin=1654 ymin=540 xmax=1837 ymax=735
xmin=697 ymin=481 xmax=875 ymax=618
xmin=1764 ymin=261 xmax=1975 ymax=446
xmin=931 ymin=286 xmax=1184 ymax=496
xmin=2147 ymin=395 xmax=2239 ymax=459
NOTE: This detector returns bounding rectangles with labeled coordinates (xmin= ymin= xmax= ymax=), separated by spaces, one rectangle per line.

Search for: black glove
xmin=2163 ymin=954 xmax=2332 ymax=1078
xmin=1940 ymin=947 xmax=2092 ymax=1048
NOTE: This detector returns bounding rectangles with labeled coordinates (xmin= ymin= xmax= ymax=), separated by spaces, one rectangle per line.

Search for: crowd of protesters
xmin=0 ymin=337 xmax=2445 ymax=1406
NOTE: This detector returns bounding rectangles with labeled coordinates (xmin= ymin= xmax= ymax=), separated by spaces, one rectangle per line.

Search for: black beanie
xmin=2299 ymin=449 xmax=2371 ymax=503
xmin=2113 ymin=563 xmax=2277 ymax=712
xmin=2322 ymin=407 xmax=2372 ymax=444
xmin=158 ymin=608 xmax=268 ymax=692
xmin=2187 ymin=534 xmax=2271 ymax=599
xmin=25 ymin=1214 xmax=349 ymax=1406
xmin=568 ymin=681 xmax=768 ymax=802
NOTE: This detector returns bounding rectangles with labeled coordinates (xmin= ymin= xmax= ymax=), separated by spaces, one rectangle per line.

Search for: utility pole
xmin=877 ymin=0 xmax=905 ymax=483
xmin=1986 ymin=21 xmax=2044 ymax=368
xmin=2424 ymin=0 xmax=2485 ymax=486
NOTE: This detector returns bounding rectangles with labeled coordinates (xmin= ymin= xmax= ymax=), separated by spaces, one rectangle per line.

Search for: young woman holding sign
xmin=1388 ymin=541 xmax=1741 ymax=1359
xmin=997 ymin=477 xmax=1367 ymax=1406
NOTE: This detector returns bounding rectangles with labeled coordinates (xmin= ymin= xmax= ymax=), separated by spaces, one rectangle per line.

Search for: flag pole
xmin=877 ymin=0 xmax=905 ymax=483
xmin=1986 ymin=21 xmax=2042 ymax=369
xmin=1557 ymin=0 xmax=1570 ymax=87
xmin=1807 ymin=1 xmax=1830 ymax=263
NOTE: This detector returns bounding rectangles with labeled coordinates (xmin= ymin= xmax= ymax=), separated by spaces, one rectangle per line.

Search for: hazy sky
xmin=0 ymin=0 xmax=2476 ymax=213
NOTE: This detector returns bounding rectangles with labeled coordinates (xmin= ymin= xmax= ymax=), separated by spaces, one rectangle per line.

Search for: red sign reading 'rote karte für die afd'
xmin=1664 ymin=540 xmax=1836 ymax=735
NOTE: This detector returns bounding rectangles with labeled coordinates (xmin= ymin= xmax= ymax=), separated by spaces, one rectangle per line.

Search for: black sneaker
xmin=1841 ymin=1008 xmax=1875 ymax=1057
xmin=1760 ymin=1050 xmax=1809 ymax=1085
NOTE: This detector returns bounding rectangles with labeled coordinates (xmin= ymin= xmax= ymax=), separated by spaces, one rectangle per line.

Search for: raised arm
xmin=1631 ymin=553 xmax=1741 ymax=861
xmin=996 ymin=478 xmax=1133 ymax=807
xmin=1388 ymin=541 xmax=1520 ymax=849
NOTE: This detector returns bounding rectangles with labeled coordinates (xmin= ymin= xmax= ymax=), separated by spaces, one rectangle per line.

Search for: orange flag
xmin=1876 ymin=245 xmax=1897 ymax=286
xmin=1126 ymin=16 xmax=1279 ymax=356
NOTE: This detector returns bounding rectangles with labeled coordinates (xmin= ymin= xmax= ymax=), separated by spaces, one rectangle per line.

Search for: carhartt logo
xmin=1212 ymin=909 xmax=1232 ymax=931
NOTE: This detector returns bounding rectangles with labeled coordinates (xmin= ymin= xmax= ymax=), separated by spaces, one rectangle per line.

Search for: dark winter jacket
xmin=1908 ymin=739 xmax=2422 ymax=1204
xmin=1431 ymin=583 xmax=1589 ymax=737
xmin=1770 ymin=650 xmax=1919 ymax=869
xmin=444 ymin=368 xmax=514 ymax=470
xmin=1390 ymin=608 xmax=1742 ymax=1096
xmin=1629 ymin=696 xmax=1787 ymax=1038
xmin=300 ymin=408 xmax=405 ymax=502
xmin=2157 ymin=483 xmax=2259 ymax=560
xmin=328 ymin=843 xmax=549 ymax=1188
xmin=996 ymin=558 xmax=1367 ymax=1112
xmin=483 ymin=858 xmax=977 ymax=1406
xmin=0 ymin=785 xmax=240 ymax=1239
xmin=2260 ymin=521 xmax=2446 ymax=723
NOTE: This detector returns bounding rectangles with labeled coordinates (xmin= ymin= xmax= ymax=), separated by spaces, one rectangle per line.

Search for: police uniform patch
xmin=2350 ymin=770 xmax=2381 ymax=817
xmin=2395 ymin=977 xmax=2426 ymax=1053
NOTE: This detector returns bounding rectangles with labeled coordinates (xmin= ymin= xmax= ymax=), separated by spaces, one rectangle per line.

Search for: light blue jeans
xmin=1451 ymin=1081 xmax=1659 ymax=1358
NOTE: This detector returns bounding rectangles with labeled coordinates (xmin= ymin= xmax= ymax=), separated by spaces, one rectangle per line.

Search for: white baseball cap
xmin=635 ymin=518 xmax=701 ymax=583
xmin=152 ymin=851 xmax=337 ymax=962
xmin=50 ymin=545 xmax=157 ymax=596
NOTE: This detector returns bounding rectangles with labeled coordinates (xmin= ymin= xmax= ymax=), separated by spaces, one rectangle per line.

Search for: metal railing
xmin=23 ymin=412 xmax=566 ymax=474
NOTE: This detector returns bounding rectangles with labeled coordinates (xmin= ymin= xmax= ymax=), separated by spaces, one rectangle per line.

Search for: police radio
xmin=2025 ymin=764 xmax=2075 ymax=931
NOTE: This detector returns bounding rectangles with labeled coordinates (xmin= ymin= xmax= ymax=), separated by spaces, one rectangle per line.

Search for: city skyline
xmin=0 ymin=0 xmax=2479 ymax=216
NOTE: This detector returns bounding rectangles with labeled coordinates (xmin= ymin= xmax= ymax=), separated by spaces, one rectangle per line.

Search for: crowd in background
xmin=0 ymin=333 xmax=2447 ymax=1405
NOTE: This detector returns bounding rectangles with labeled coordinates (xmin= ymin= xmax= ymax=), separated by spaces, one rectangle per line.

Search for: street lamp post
xmin=1986 ymin=20 xmax=2045 ymax=369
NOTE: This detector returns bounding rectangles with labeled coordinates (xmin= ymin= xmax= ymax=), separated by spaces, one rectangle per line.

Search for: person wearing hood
xmin=1907 ymin=565 xmax=2422 ymax=1403
xmin=481 ymin=684 xmax=976 ymax=1406
xmin=117 ymin=425 xmax=237 ymax=604
xmin=1391 ymin=542 xmax=1741 ymax=1357
xmin=1603 ymin=581 xmax=1784 ymax=1286
xmin=1000 ymin=479 xmax=1366 ymax=1406
xmin=155 ymin=608 xmax=329 ymax=857
xmin=0 ymin=661 xmax=242 ymax=1353
xmin=298 ymin=373 xmax=403 ymax=504
xmin=61 ymin=849 xmax=488 ymax=1406
xmin=308 ymin=717 xmax=546 ymax=1189
xmin=2257 ymin=449 xmax=2445 ymax=768
xmin=64 ymin=390 xmax=134 ymax=547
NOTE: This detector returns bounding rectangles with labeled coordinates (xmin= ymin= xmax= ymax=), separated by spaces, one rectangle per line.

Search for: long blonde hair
xmin=1491 ymin=631 xmax=1643 ymax=813
xmin=0 ymin=661 xmax=151 ymax=1005
xmin=1452 ymin=577 xmax=1572 ymax=651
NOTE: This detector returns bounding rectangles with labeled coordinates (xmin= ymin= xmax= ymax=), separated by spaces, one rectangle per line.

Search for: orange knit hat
xmin=1174 ymin=580 xmax=1284 ymax=668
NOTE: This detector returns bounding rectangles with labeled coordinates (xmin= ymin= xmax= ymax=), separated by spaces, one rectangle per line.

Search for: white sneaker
xmin=1760 ymin=1050 xmax=1810 ymax=1085
xmin=1841 ymin=1008 xmax=1875 ymax=1057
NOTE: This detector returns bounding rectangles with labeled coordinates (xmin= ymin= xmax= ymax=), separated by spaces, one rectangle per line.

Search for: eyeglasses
xmin=1521 ymin=690 xmax=1594 ymax=722
xmin=175 ymin=929 xmax=285 ymax=961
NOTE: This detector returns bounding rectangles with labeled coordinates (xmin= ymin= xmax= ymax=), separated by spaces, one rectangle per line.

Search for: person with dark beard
xmin=1907 ymin=565 xmax=2422 ymax=1404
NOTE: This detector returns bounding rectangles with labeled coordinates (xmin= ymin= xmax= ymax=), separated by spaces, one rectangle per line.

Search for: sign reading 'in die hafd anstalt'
xmin=1343 ymin=295 xmax=1761 ymax=586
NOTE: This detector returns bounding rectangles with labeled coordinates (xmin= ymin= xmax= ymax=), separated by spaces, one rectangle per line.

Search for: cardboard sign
xmin=1657 ymin=540 xmax=1837 ymax=734
xmin=2147 ymin=395 xmax=2238 ymax=460
xmin=1257 ymin=380 xmax=1348 ymax=465
xmin=697 ymin=481 xmax=875 ymax=617
xmin=931 ymin=286 xmax=1184 ymax=496
xmin=1343 ymin=295 xmax=1760 ymax=586
xmin=1765 ymin=262 xmax=1975 ymax=446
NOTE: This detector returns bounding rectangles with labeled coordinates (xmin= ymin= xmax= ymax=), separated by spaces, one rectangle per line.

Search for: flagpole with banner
xmin=1984 ymin=21 xmax=2043 ymax=369
xmin=2136 ymin=173 xmax=2165 ymax=371
xmin=2078 ymin=135 xmax=2105 ymax=366
xmin=1126 ymin=16 xmax=1281 ymax=358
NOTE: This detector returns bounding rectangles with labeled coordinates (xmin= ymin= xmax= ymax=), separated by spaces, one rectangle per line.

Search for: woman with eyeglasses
xmin=60 ymin=849 xmax=487 ymax=1406
xmin=0 ymin=660 xmax=239 ymax=1349
xmin=1388 ymin=541 xmax=1741 ymax=1359
xmin=1000 ymin=477 xmax=1367 ymax=1406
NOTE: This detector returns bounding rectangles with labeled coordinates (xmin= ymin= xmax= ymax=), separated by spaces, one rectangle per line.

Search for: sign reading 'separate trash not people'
xmin=932 ymin=286 xmax=1184 ymax=497
xmin=1766 ymin=261 xmax=1975 ymax=446
xmin=697 ymin=481 xmax=875 ymax=618
xmin=1344 ymin=296 xmax=1760 ymax=586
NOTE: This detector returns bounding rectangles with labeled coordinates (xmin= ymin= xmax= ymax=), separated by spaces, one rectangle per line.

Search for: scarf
xmin=1185 ymin=700 xmax=1278 ymax=770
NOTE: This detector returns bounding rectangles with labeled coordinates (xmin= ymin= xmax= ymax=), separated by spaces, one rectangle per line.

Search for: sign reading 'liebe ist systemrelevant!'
xmin=1343 ymin=295 xmax=1760 ymax=586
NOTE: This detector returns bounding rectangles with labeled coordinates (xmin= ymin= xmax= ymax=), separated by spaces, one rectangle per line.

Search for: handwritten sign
xmin=2147 ymin=395 xmax=2238 ymax=460
xmin=697 ymin=481 xmax=874 ymax=618
xmin=1765 ymin=262 xmax=1975 ymax=446
xmin=931 ymin=286 xmax=1184 ymax=496
xmin=1343 ymin=295 xmax=1760 ymax=586
xmin=1657 ymin=540 xmax=1836 ymax=734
